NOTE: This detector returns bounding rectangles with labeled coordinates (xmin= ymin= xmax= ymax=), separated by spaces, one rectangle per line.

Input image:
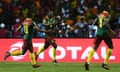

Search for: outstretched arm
xmin=104 ymin=18 xmax=116 ymax=35
xmin=16 ymin=25 xmax=22 ymax=32
xmin=33 ymin=22 xmax=49 ymax=33
xmin=105 ymin=23 xmax=116 ymax=35
xmin=34 ymin=25 xmax=48 ymax=32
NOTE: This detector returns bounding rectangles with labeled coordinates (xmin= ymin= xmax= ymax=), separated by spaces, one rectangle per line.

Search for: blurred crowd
xmin=0 ymin=0 xmax=120 ymax=38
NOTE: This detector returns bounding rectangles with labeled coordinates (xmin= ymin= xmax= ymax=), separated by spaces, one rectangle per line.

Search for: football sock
xmin=30 ymin=52 xmax=36 ymax=65
xmin=10 ymin=50 xmax=22 ymax=56
xmin=104 ymin=48 xmax=112 ymax=64
xmin=87 ymin=48 xmax=95 ymax=64
xmin=37 ymin=46 xmax=44 ymax=55
xmin=52 ymin=48 xmax=56 ymax=61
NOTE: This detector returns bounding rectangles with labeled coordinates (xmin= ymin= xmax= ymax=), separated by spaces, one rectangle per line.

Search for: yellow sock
xmin=87 ymin=48 xmax=95 ymax=64
xmin=36 ymin=46 xmax=44 ymax=55
xmin=10 ymin=50 xmax=22 ymax=56
xmin=52 ymin=48 xmax=56 ymax=61
xmin=104 ymin=48 xmax=113 ymax=64
xmin=30 ymin=53 xmax=36 ymax=65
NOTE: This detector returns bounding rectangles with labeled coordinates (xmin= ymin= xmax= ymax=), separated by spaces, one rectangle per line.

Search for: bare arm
xmin=33 ymin=22 xmax=49 ymax=33
xmin=104 ymin=18 xmax=116 ymax=35
xmin=105 ymin=24 xmax=116 ymax=35
xmin=92 ymin=18 xmax=97 ymax=25
xmin=34 ymin=25 xmax=47 ymax=32
xmin=16 ymin=25 xmax=22 ymax=32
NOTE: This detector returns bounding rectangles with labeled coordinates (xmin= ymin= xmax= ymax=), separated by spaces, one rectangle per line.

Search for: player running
xmin=84 ymin=11 xmax=116 ymax=71
xmin=4 ymin=17 xmax=47 ymax=68
xmin=35 ymin=14 xmax=58 ymax=65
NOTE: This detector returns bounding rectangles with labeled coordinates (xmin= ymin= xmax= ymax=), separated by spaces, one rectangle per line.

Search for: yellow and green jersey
xmin=96 ymin=14 xmax=110 ymax=37
xmin=44 ymin=17 xmax=56 ymax=37
xmin=22 ymin=20 xmax=36 ymax=40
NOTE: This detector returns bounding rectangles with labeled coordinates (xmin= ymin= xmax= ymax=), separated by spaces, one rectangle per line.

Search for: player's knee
xmin=44 ymin=47 xmax=48 ymax=49
xmin=93 ymin=45 xmax=98 ymax=50
xmin=21 ymin=52 xmax=25 ymax=55
xmin=44 ymin=45 xmax=49 ymax=49
xmin=109 ymin=46 xmax=113 ymax=49
xmin=53 ymin=43 xmax=57 ymax=49
xmin=53 ymin=46 xmax=57 ymax=49
xmin=108 ymin=44 xmax=113 ymax=49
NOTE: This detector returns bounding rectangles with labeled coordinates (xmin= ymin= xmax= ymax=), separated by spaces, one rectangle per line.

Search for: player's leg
xmin=28 ymin=41 xmax=40 ymax=68
xmin=4 ymin=40 xmax=28 ymax=60
xmin=51 ymin=40 xmax=58 ymax=65
xmin=30 ymin=52 xmax=40 ymax=68
xmin=35 ymin=40 xmax=50 ymax=61
xmin=102 ymin=37 xmax=113 ymax=70
xmin=84 ymin=36 xmax=102 ymax=71
xmin=4 ymin=50 xmax=22 ymax=60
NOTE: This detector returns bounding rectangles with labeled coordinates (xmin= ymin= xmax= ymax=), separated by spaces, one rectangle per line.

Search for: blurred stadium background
xmin=0 ymin=0 xmax=120 ymax=38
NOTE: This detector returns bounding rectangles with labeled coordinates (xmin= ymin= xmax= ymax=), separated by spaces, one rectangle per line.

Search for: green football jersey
xmin=44 ymin=17 xmax=56 ymax=36
xmin=96 ymin=15 xmax=110 ymax=37
xmin=22 ymin=21 xmax=36 ymax=40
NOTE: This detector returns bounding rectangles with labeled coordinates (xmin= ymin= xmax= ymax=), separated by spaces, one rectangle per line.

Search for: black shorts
xmin=94 ymin=36 xmax=113 ymax=49
xmin=44 ymin=36 xmax=56 ymax=49
xmin=22 ymin=39 xmax=33 ymax=54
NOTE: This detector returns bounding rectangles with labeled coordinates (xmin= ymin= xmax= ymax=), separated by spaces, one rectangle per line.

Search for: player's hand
xmin=111 ymin=30 xmax=116 ymax=35
xmin=43 ymin=30 xmax=51 ymax=33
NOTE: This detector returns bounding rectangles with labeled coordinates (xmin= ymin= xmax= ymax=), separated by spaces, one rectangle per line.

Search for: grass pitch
xmin=0 ymin=62 xmax=120 ymax=72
